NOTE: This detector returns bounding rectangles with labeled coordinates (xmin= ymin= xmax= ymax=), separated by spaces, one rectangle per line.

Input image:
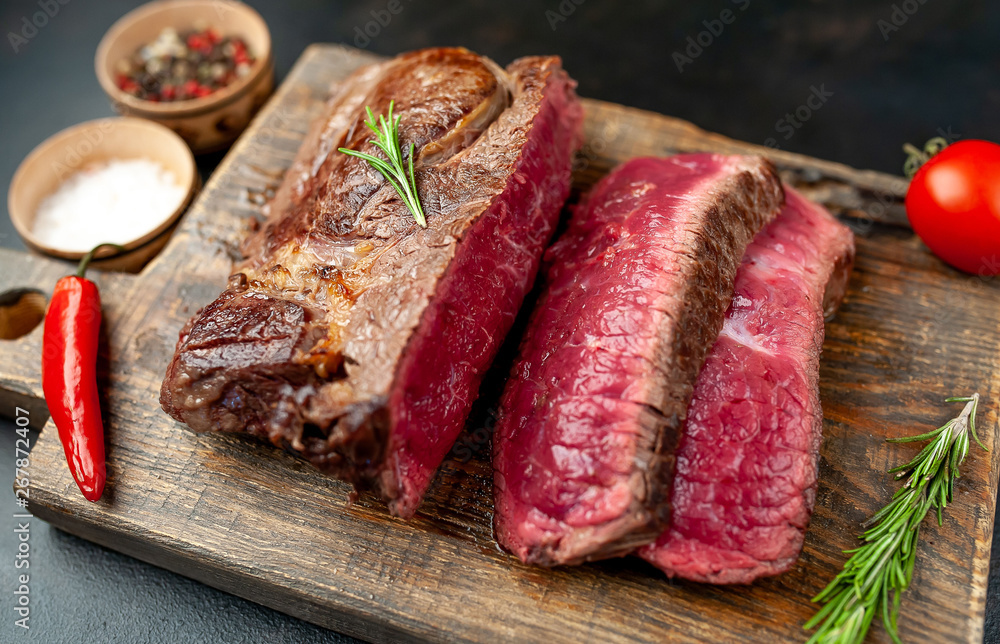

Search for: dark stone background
xmin=1 ymin=0 xmax=998 ymax=641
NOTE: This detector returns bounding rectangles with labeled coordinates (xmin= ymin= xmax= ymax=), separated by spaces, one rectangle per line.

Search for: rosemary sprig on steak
xmin=805 ymin=394 xmax=986 ymax=644
xmin=339 ymin=101 xmax=427 ymax=227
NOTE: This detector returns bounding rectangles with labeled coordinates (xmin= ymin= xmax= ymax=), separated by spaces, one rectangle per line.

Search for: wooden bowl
xmin=0 ymin=289 xmax=47 ymax=340
xmin=8 ymin=117 xmax=199 ymax=273
xmin=95 ymin=0 xmax=273 ymax=154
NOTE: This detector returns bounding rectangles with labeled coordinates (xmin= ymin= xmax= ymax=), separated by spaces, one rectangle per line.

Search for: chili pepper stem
xmin=76 ymin=243 xmax=126 ymax=278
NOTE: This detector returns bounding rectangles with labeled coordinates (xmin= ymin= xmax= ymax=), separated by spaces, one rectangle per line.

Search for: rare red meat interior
xmin=493 ymin=154 xmax=784 ymax=564
xmin=160 ymin=48 xmax=584 ymax=517
xmin=638 ymin=186 xmax=855 ymax=583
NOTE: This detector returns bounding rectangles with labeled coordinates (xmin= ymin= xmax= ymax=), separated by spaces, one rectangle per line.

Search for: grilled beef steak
xmin=492 ymin=155 xmax=784 ymax=565
xmin=160 ymin=48 xmax=583 ymax=518
xmin=638 ymin=186 xmax=855 ymax=583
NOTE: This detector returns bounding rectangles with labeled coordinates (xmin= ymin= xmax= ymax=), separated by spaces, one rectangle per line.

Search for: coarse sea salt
xmin=32 ymin=158 xmax=186 ymax=253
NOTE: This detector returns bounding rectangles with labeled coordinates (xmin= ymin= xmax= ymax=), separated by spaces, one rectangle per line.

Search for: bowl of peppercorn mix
xmin=95 ymin=0 xmax=273 ymax=153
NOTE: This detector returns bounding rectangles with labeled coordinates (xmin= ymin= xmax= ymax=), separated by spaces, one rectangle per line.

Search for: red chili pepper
xmin=41 ymin=244 xmax=121 ymax=502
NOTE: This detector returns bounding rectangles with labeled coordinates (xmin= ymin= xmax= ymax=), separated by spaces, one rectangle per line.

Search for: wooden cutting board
xmin=2 ymin=44 xmax=998 ymax=643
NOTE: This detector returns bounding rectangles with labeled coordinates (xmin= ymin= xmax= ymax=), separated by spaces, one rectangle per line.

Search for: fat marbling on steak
xmin=160 ymin=48 xmax=583 ymax=518
xmin=493 ymin=155 xmax=784 ymax=565
xmin=638 ymin=186 xmax=855 ymax=583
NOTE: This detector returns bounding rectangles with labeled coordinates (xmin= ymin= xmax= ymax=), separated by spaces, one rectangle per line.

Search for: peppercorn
xmin=115 ymin=26 xmax=254 ymax=102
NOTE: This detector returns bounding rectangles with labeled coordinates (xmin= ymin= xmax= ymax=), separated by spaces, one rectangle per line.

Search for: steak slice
xmin=493 ymin=155 xmax=784 ymax=565
xmin=637 ymin=186 xmax=855 ymax=583
xmin=160 ymin=48 xmax=583 ymax=518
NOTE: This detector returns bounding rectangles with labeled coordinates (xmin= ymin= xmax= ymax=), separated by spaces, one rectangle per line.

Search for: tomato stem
xmin=903 ymin=137 xmax=950 ymax=180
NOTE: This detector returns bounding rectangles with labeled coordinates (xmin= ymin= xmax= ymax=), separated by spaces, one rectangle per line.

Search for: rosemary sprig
xmin=338 ymin=100 xmax=426 ymax=227
xmin=805 ymin=394 xmax=986 ymax=644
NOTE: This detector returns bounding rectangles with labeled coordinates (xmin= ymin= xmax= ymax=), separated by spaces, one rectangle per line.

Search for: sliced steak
xmin=160 ymin=48 xmax=584 ymax=518
xmin=638 ymin=186 xmax=855 ymax=583
xmin=493 ymin=155 xmax=784 ymax=565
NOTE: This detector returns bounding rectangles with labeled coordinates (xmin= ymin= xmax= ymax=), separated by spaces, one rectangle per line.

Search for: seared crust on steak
xmin=161 ymin=48 xmax=583 ymax=517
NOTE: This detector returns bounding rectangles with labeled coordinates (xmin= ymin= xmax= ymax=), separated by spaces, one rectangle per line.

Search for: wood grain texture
xmin=1 ymin=44 xmax=997 ymax=643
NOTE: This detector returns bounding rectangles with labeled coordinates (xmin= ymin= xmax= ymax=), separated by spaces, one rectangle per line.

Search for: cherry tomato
xmin=905 ymin=139 xmax=1000 ymax=275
